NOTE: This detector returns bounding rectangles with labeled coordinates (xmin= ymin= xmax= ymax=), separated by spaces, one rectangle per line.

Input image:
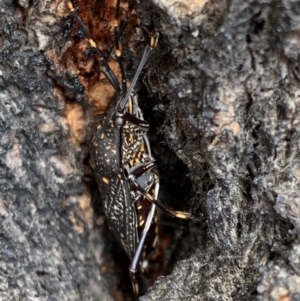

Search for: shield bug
xmin=67 ymin=0 xmax=197 ymax=296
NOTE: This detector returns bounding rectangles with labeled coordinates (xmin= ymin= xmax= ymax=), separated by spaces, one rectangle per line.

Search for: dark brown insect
xmin=67 ymin=0 xmax=196 ymax=296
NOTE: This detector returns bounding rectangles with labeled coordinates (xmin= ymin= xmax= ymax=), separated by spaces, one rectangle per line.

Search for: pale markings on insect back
xmin=102 ymin=177 xmax=109 ymax=184
xmin=104 ymin=178 xmax=137 ymax=256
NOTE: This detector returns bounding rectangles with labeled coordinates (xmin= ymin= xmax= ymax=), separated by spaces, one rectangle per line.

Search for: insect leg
xmin=129 ymin=203 xmax=156 ymax=295
xmin=124 ymin=160 xmax=156 ymax=179
xmin=122 ymin=112 xmax=149 ymax=128
xmin=129 ymin=178 xmax=159 ymax=295
xmin=125 ymin=161 xmax=198 ymax=219
xmin=67 ymin=1 xmax=121 ymax=93
xmin=128 ymin=173 xmax=199 ymax=220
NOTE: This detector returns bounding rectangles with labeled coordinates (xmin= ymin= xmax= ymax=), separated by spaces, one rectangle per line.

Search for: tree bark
xmin=1 ymin=0 xmax=300 ymax=301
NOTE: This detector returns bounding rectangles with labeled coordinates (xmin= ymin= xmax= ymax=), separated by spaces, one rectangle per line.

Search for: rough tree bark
xmin=1 ymin=0 xmax=300 ymax=301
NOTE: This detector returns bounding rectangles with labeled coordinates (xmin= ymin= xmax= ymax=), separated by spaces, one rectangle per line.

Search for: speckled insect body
xmin=90 ymin=93 xmax=159 ymax=262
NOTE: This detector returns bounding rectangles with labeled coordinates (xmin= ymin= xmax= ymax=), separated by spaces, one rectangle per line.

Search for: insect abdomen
xmin=101 ymin=176 xmax=138 ymax=257
xmin=90 ymin=121 xmax=138 ymax=258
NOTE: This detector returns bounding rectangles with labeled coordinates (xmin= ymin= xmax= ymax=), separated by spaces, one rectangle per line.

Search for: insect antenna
xmin=118 ymin=33 xmax=159 ymax=113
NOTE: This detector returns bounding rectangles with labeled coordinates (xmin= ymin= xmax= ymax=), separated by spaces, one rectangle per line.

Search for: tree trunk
xmin=1 ymin=0 xmax=299 ymax=300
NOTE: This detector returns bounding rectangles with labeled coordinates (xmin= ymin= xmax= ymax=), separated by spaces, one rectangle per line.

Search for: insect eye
xmin=115 ymin=114 xmax=125 ymax=127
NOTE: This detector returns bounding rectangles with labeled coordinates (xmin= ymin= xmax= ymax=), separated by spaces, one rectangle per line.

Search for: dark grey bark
xmin=139 ymin=0 xmax=300 ymax=300
xmin=1 ymin=0 xmax=300 ymax=301
xmin=0 ymin=0 xmax=114 ymax=300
